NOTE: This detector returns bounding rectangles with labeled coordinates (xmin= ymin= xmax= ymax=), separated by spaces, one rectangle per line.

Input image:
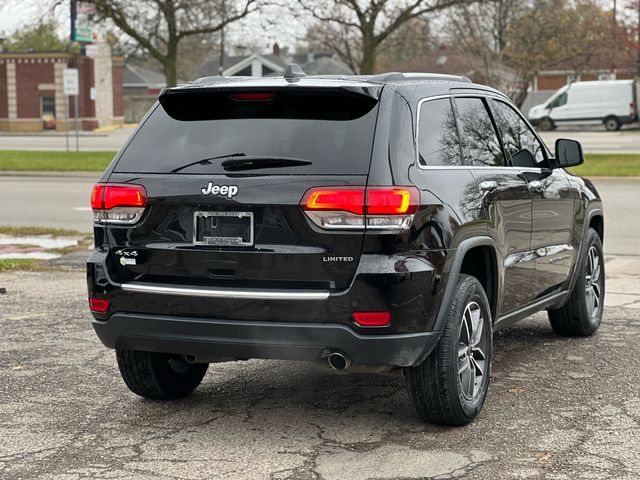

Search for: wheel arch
xmin=434 ymin=237 xmax=499 ymax=333
xmin=566 ymin=208 xmax=604 ymax=294
xmin=589 ymin=214 xmax=604 ymax=243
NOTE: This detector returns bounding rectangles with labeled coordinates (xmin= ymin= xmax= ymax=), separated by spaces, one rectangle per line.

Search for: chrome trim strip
xmin=121 ymin=282 xmax=331 ymax=300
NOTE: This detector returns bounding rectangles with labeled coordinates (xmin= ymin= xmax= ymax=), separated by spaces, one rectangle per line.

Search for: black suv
xmin=88 ymin=67 xmax=604 ymax=425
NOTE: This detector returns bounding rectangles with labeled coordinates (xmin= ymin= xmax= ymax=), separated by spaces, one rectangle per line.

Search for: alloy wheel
xmin=457 ymin=301 xmax=488 ymax=400
xmin=585 ymin=246 xmax=602 ymax=319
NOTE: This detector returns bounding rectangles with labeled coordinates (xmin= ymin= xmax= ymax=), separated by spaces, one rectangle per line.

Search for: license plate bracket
xmin=193 ymin=211 xmax=254 ymax=247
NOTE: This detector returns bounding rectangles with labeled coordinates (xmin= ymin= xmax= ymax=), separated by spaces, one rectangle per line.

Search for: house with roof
xmin=123 ymin=64 xmax=188 ymax=122
xmin=193 ymin=48 xmax=353 ymax=80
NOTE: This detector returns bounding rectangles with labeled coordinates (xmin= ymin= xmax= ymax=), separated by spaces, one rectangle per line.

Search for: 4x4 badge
xmin=201 ymin=182 xmax=239 ymax=198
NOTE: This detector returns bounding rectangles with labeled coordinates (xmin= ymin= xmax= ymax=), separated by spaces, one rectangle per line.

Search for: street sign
xmin=84 ymin=44 xmax=98 ymax=58
xmin=63 ymin=69 xmax=79 ymax=96
xmin=72 ymin=1 xmax=97 ymax=43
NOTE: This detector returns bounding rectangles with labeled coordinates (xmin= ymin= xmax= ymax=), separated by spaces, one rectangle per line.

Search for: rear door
xmin=453 ymin=96 xmax=536 ymax=315
xmin=104 ymin=87 xmax=381 ymax=291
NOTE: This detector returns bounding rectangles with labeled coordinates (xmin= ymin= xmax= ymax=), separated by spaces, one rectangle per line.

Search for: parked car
xmin=528 ymin=79 xmax=637 ymax=131
xmin=88 ymin=67 xmax=605 ymax=426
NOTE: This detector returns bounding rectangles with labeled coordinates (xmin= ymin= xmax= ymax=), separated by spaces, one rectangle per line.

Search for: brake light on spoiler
xmin=91 ymin=184 xmax=147 ymax=225
xmin=301 ymin=186 xmax=419 ymax=231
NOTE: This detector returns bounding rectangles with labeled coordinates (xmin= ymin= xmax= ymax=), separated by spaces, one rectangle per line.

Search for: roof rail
xmin=368 ymin=72 xmax=472 ymax=83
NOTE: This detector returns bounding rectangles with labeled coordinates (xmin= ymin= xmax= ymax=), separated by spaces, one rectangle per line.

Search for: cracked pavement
xmin=1 ymin=256 xmax=639 ymax=480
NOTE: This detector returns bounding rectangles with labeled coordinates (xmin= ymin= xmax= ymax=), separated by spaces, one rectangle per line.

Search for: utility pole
xmin=637 ymin=0 xmax=640 ymax=79
xmin=218 ymin=0 xmax=226 ymax=75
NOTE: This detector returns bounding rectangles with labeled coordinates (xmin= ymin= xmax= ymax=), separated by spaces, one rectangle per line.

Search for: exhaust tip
xmin=327 ymin=352 xmax=351 ymax=370
xmin=184 ymin=354 xmax=197 ymax=363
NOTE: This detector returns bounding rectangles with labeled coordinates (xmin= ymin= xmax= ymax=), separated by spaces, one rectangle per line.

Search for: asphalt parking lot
xmin=1 ymin=258 xmax=639 ymax=479
xmin=1 ymin=143 xmax=640 ymax=479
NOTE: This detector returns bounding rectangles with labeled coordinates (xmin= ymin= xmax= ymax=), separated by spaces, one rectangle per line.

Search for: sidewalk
xmin=0 ymin=125 xmax=134 ymax=151
xmin=605 ymin=255 xmax=640 ymax=309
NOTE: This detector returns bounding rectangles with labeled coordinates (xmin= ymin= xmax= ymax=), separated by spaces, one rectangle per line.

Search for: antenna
xmin=284 ymin=63 xmax=307 ymax=82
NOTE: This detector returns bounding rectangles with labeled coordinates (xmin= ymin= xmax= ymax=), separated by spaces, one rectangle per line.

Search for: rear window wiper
xmin=221 ymin=156 xmax=312 ymax=171
xmin=169 ymin=153 xmax=246 ymax=173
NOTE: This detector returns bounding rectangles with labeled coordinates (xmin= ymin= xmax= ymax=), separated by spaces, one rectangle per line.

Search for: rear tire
xmin=604 ymin=116 xmax=621 ymax=131
xmin=405 ymin=274 xmax=492 ymax=426
xmin=548 ymin=228 xmax=604 ymax=337
xmin=116 ymin=349 xmax=208 ymax=400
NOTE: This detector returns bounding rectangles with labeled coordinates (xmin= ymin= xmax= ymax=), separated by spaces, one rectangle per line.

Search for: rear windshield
xmin=114 ymin=90 xmax=380 ymax=175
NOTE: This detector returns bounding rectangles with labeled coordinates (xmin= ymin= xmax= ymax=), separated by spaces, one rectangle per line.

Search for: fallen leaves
xmin=508 ymin=387 xmax=525 ymax=395
xmin=536 ymin=452 xmax=553 ymax=462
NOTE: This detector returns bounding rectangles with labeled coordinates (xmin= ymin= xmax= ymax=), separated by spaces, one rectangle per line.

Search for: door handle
xmin=528 ymin=180 xmax=544 ymax=192
xmin=479 ymin=181 xmax=498 ymax=192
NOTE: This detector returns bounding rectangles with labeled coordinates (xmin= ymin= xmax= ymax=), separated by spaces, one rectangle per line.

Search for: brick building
xmin=0 ymin=46 xmax=124 ymax=132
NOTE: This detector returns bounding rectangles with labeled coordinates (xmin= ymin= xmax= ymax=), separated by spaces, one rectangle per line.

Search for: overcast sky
xmin=0 ymin=0 xmax=306 ymax=52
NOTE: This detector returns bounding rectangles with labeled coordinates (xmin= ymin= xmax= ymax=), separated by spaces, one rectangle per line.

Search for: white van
xmin=528 ymin=80 xmax=637 ymax=131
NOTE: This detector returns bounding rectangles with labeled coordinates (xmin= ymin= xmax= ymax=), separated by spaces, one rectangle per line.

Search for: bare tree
xmin=443 ymin=0 xmax=527 ymax=93
xmin=504 ymin=0 xmax=632 ymax=105
xmin=305 ymin=22 xmax=362 ymax=73
xmin=83 ymin=0 xmax=260 ymax=86
xmin=299 ymin=0 xmax=475 ymax=74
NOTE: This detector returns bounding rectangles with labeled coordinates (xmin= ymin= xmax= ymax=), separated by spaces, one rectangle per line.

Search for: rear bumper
xmin=93 ymin=313 xmax=441 ymax=368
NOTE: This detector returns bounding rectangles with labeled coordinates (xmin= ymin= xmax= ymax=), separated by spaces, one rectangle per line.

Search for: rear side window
xmin=114 ymin=90 xmax=379 ymax=175
xmin=454 ymin=97 xmax=504 ymax=167
xmin=491 ymin=100 xmax=545 ymax=167
xmin=418 ymin=98 xmax=462 ymax=166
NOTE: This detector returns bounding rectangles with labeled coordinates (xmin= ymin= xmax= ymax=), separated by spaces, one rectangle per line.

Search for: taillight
xmin=91 ymin=183 xmax=147 ymax=225
xmin=353 ymin=311 xmax=391 ymax=327
xmin=300 ymin=186 xmax=419 ymax=231
xmin=89 ymin=298 xmax=110 ymax=313
xmin=303 ymin=188 xmax=365 ymax=214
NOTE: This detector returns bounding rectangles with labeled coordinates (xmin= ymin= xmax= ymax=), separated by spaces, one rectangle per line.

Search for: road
xmin=0 ymin=126 xmax=638 ymax=153
xmin=539 ymin=129 xmax=640 ymax=154
xmin=0 ymin=175 xmax=637 ymax=257
xmin=0 ymin=128 xmax=134 ymax=151
xmin=1 ymin=258 xmax=639 ymax=479
xmin=0 ymin=174 xmax=98 ymax=232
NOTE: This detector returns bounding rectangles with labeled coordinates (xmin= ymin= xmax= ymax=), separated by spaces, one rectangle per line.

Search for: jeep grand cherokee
xmin=87 ymin=67 xmax=604 ymax=425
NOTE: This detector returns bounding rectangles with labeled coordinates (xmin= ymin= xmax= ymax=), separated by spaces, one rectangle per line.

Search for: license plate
xmin=193 ymin=211 xmax=254 ymax=247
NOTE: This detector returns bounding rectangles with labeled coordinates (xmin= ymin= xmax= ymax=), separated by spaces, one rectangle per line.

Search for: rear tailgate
xmin=101 ymin=86 xmax=381 ymax=292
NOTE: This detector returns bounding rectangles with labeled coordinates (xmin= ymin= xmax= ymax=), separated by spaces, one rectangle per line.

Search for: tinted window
xmin=491 ymin=100 xmax=545 ymax=167
xmin=114 ymin=91 xmax=379 ymax=175
xmin=418 ymin=98 xmax=462 ymax=166
xmin=454 ymin=97 xmax=504 ymax=167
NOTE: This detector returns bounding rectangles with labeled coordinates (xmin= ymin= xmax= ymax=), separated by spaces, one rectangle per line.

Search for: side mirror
xmin=554 ymin=139 xmax=584 ymax=168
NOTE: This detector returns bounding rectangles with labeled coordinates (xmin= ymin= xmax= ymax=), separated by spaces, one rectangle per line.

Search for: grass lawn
xmin=0 ymin=150 xmax=638 ymax=176
xmin=0 ymin=150 xmax=116 ymax=171
xmin=0 ymin=259 xmax=42 ymax=272
xmin=567 ymin=154 xmax=640 ymax=177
